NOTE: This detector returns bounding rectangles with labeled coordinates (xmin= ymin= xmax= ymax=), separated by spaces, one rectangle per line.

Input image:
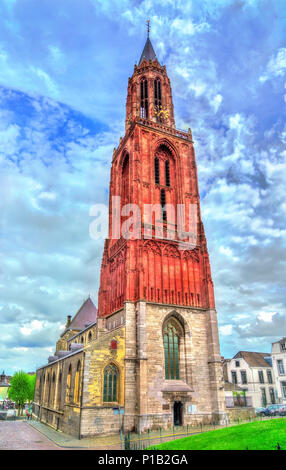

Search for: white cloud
xmin=220 ymin=325 xmax=233 ymax=336
xmin=259 ymin=48 xmax=286 ymax=82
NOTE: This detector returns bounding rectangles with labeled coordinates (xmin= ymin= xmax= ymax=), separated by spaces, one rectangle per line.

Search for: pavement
xmin=28 ymin=419 xmax=206 ymax=450
xmin=0 ymin=421 xmax=62 ymax=450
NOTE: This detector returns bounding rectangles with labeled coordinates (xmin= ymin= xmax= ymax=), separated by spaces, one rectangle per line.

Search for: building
xmin=34 ymin=31 xmax=227 ymax=437
xmin=0 ymin=372 xmax=10 ymax=403
xmin=271 ymin=337 xmax=286 ymax=404
xmin=223 ymin=351 xmax=275 ymax=409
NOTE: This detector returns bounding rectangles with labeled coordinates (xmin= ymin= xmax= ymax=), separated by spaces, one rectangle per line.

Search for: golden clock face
xmin=154 ymin=105 xmax=169 ymax=121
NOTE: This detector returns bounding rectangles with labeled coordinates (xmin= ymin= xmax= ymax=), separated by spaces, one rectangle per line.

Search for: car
xmin=255 ymin=407 xmax=266 ymax=416
xmin=277 ymin=405 xmax=286 ymax=416
xmin=264 ymin=404 xmax=284 ymax=416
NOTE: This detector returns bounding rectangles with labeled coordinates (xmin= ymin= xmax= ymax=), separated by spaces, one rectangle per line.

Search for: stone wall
xmin=227 ymin=407 xmax=256 ymax=422
xmin=80 ymin=326 xmax=125 ymax=437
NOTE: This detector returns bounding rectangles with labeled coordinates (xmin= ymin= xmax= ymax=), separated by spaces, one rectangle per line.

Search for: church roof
xmin=68 ymin=298 xmax=98 ymax=331
xmin=139 ymin=37 xmax=159 ymax=65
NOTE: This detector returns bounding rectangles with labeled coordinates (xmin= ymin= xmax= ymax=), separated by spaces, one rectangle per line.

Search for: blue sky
xmin=0 ymin=0 xmax=285 ymax=374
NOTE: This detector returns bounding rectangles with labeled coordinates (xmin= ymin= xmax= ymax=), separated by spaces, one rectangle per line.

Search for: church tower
xmin=97 ymin=28 xmax=227 ymax=432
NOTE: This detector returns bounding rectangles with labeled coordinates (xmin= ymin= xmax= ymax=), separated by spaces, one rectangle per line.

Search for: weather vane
xmin=146 ymin=19 xmax=150 ymax=37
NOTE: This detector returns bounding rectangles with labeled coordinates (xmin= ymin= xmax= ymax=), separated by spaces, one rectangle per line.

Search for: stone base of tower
xmin=124 ymin=301 xmax=227 ymax=434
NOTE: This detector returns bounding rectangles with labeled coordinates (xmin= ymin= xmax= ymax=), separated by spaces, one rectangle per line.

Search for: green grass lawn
xmin=149 ymin=418 xmax=286 ymax=450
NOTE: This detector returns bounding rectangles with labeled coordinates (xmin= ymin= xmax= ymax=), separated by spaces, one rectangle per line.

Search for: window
xmin=163 ymin=318 xmax=183 ymax=380
xmin=277 ymin=360 xmax=285 ymax=375
xmin=57 ymin=371 xmax=62 ymax=408
xmin=47 ymin=373 xmax=51 ymax=405
xmin=235 ymin=361 xmax=240 ymax=367
xmin=51 ymin=372 xmax=56 ymax=405
xmin=231 ymin=371 xmax=237 ymax=384
xmin=103 ymin=364 xmax=118 ymax=402
xmin=81 ymin=336 xmax=84 ymax=344
xmin=121 ymin=154 xmax=130 ymax=209
xmin=269 ymin=387 xmax=276 ymax=404
xmin=165 ymin=160 xmax=170 ymax=187
xmin=160 ymin=189 xmax=166 ymax=222
xmin=258 ymin=370 xmax=264 ymax=383
xmin=267 ymin=370 xmax=273 ymax=384
xmin=154 ymin=157 xmax=160 ymax=184
xmin=281 ymin=382 xmax=286 ymax=399
xmin=154 ymin=78 xmax=162 ymax=108
xmin=140 ymin=78 xmax=148 ymax=118
xmin=88 ymin=331 xmax=92 ymax=342
xmin=74 ymin=361 xmax=81 ymax=404
xmin=241 ymin=370 xmax=247 ymax=384
xmin=66 ymin=365 xmax=72 ymax=403
xmin=261 ymin=388 xmax=267 ymax=407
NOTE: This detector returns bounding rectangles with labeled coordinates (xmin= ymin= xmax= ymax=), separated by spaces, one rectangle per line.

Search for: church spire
xmin=139 ymin=19 xmax=159 ymax=65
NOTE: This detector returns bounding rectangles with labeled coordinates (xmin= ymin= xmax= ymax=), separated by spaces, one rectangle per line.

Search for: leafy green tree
xmin=8 ymin=371 xmax=31 ymax=415
xmin=27 ymin=374 xmax=36 ymax=403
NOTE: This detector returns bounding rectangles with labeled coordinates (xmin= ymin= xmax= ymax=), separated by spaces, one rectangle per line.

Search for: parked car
xmin=255 ymin=407 xmax=266 ymax=416
xmin=277 ymin=405 xmax=286 ymax=416
xmin=263 ymin=404 xmax=284 ymax=416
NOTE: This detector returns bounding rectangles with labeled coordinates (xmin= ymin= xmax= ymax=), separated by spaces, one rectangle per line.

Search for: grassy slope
xmin=150 ymin=419 xmax=286 ymax=450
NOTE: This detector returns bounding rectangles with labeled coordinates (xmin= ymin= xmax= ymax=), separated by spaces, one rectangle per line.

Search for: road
xmin=0 ymin=421 xmax=62 ymax=450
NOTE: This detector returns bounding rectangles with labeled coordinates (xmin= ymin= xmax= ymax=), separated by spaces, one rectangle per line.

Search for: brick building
xmin=34 ymin=32 xmax=227 ymax=437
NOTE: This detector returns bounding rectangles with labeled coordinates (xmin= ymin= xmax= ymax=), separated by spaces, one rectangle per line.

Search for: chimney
xmin=66 ymin=315 xmax=72 ymax=328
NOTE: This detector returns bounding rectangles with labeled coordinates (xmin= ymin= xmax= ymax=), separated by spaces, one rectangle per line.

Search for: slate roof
xmin=234 ymin=351 xmax=271 ymax=368
xmin=61 ymin=298 xmax=98 ymax=338
xmin=139 ymin=37 xmax=158 ymax=65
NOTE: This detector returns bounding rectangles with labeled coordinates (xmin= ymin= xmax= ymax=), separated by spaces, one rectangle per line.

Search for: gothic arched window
xmin=163 ymin=318 xmax=183 ymax=380
xmin=140 ymin=78 xmax=148 ymax=118
xmin=121 ymin=153 xmax=130 ymax=216
xmin=57 ymin=371 xmax=62 ymax=409
xmin=103 ymin=364 xmax=118 ymax=403
xmin=154 ymin=78 xmax=162 ymax=108
xmin=74 ymin=361 xmax=81 ymax=404
xmin=66 ymin=365 xmax=72 ymax=403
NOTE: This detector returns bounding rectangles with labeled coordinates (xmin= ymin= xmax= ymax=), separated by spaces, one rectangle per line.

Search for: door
xmin=174 ymin=401 xmax=183 ymax=426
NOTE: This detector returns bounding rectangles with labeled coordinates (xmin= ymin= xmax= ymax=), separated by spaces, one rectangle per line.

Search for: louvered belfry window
xmin=163 ymin=319 xmax=181 ymax=380
xmin=140 ymin=78 xmax=148 ymax=118
xmin=154 ymin=78 xmax=162 ymax=108
xmin=165 ymin=160 xmax=170 ymax=186
xmin=155 ymin=157 xmax=160 ymax=184
xmin=160 ymin=188 xmax=167 ymax=221
xmin=103 ymin=364 xmax=118 ymax=402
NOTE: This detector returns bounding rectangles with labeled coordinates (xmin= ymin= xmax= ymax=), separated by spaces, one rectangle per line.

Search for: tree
xmin=8 ymin=371 xmax=31 ymax=416
xmin=27 ymin=374 xmax=36 ymax=403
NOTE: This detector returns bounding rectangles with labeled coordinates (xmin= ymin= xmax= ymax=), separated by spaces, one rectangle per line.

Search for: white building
xmin=271 ymin=337 xmax=286 ymax=404
xmin=223 ymin=351 xmax=275 ymax=409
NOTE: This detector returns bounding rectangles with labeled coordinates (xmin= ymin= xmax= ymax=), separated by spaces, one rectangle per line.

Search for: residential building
xmin=271 ymin=337 xmax=286 ymax=404
xmin=223 ymin=351 xmax=275 ymax=409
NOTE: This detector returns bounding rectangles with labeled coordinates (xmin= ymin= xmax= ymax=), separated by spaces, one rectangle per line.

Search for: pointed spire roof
xmin=139 ymin=36 xmax=159 ymax=65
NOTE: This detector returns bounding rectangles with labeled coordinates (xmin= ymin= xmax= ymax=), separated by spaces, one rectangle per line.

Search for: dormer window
xmin=140 ymin=78 xmax=148 ymax=118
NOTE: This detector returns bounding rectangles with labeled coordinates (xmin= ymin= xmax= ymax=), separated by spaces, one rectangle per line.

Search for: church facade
xmin=33 ymin=35 xmax=227 ymax=438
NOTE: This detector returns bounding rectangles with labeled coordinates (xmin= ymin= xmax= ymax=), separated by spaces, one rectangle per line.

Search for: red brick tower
xmin=98 ymin=38 xmax=215 ymax=318
xmin=97 ymin=31 xmax=227 ymax=431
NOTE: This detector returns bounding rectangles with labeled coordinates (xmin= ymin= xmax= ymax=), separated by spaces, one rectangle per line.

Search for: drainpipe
xmin=78 ymin=351 xmax=85 ymax=440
